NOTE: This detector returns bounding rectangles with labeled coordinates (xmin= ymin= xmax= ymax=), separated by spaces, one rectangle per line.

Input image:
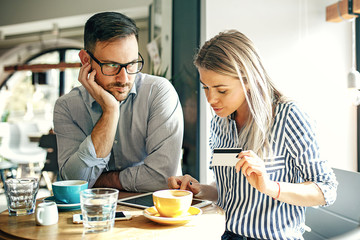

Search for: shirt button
xmin=114 ymin=140 xmax=118 ymax=144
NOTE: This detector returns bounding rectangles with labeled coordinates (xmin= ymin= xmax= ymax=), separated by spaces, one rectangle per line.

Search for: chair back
xmin=0 ymin=122 xmax=46 ymax=164
xmin=0 ymin=122 xmax=20 ymax=151
xmin=16 ymin=122 xmax=40 ymax=151
xmin=304 ymin=168 xmax=360 ymax=239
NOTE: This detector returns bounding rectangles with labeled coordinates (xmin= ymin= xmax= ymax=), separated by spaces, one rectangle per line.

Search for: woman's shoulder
xmin=275 ymin=101 xmax=316 ymax=134
xmin=276 ymin=101 xmax=297 ymax=113
xmin=276 ymin=101 xmax=311 ymax=120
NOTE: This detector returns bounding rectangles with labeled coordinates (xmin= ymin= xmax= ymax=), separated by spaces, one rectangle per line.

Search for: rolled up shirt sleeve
xmin=60 ymin=135 xmax=110 ymax=188
xmin=284 ymin=104 xmax=338 ymax=206
xmin=54 ymin=89 xmax=110 ymax=188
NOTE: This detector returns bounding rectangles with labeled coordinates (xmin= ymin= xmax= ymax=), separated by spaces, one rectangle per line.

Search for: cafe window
xmin=0 ymin=48 xmax=81 ymax=129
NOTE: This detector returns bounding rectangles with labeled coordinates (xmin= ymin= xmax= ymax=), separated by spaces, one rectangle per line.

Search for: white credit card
xmin=210 ymin=148 xmax=243 ymax=167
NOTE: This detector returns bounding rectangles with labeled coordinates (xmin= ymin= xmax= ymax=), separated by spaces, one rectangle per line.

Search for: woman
xmin=168 ymin=30 xmax=337 ymax=240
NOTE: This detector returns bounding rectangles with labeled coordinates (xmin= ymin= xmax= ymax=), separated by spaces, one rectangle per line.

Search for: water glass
xmin=80 ymin=188 xmax=119 ymax=233
xmin=4 ymin=178 xmax=39 ymax=216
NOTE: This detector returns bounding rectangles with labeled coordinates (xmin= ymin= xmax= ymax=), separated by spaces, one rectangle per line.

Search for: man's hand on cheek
xmin=78 ymin=62 xmax=119 ymax=112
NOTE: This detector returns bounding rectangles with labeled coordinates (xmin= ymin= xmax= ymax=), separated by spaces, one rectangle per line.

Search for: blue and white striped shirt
xmin=210 ymin=102 xmax=337 ymax=240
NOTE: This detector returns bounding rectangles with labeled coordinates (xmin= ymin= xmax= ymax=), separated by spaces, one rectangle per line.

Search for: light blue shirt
xmin=210 ymin=102 xmax=337 ymax=240
xmin=53 ymin=73 xmax=184 ymax=192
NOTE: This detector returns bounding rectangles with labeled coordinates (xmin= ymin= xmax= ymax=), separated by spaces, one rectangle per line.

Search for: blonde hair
xmin=194 ymin=30 xmax=285 ymax=158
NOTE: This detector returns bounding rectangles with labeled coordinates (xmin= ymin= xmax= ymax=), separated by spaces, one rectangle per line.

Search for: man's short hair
xmin=84 ymin=11 xmax=139 ymax=52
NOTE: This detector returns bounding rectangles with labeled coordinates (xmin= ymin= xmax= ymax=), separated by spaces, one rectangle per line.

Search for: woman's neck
xmin=234 ymin=105 xmax=250 ymax=130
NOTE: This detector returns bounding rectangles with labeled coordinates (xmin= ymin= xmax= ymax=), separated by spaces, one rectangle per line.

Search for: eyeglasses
xmin=86 ymin=50 xmax=144 ymax=76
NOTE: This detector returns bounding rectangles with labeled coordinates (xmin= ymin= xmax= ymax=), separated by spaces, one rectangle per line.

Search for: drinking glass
xmin=80 ymin=188 xmax=119 ymax=233
xmin=4 ymin=178 xmax=39 ymax=216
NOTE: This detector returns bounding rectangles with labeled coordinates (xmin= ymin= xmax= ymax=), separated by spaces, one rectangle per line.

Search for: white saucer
xmin=143 ymin=206 xmax=202 ymax=225
xmin=44 ymin=196 xmax=81 ymax=211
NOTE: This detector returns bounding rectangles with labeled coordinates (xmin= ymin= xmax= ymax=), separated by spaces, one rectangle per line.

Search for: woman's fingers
xmin=235 ymin=155 xmax=251 ymax=173
xmin=237 ymin=150 xmax=252 ymax=159
xmin=167 ymin=176 xmax=181 ymax=189
xmin=167 ymin=175 xmax=194 ymax=189
xmin=235 ymin=159 xmax=243 ymax=173
xmin=234 ymin=150 xmax=270 ymax=193
xmin=168 ymin=175 xmax=200 ymax=193
xmin=235 ymin=151 xmax=264 ymax=177
xmin=187 ymin=181 xmax=201 ymax=196
xmin=242 ymin=164 xmax=263 ymax=177
xmin=167 ymin=175 xmax=201 ymax=196
xmin=180 ymin=174 xmax=195 ymax=190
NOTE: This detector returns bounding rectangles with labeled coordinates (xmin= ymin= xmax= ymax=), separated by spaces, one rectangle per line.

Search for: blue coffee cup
xmin=52 ymin=180 xmax=88 ymax=204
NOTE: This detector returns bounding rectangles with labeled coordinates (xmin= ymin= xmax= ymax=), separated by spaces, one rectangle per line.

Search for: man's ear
xmin=79 ymin=49 xmax=90 ymax=65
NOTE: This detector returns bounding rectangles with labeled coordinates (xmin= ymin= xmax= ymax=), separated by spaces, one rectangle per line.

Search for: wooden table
xmin=0 ymin=192 xmax=225 ymax=240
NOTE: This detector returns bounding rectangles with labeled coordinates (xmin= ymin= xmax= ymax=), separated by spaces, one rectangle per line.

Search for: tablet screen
xmin=121 ymin=193 xmax=153 ymax=208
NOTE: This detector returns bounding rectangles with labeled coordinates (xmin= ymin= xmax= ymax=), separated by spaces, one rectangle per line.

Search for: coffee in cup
xmin=153 ymin=189 xmax=193 ymax=218
xmin=52 ymin=180 xmax=88 ymax=204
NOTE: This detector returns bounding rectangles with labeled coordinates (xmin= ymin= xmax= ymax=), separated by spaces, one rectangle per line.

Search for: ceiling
xmin=0 ymin=1 xmax=151 ymax=51
xmin=0 ymin=0 xmax=152 ymax=86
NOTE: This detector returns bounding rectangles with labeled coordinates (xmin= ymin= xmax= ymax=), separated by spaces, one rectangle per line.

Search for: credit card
xmin=210 ymin=148 xmax=243 ymax=167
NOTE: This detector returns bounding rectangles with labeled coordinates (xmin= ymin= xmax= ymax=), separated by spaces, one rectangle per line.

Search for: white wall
xmin=200 ymin=0 xmax=357 ymax=179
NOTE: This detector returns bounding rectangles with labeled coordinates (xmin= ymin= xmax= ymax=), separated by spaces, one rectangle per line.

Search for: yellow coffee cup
xmin=153 ymin=189 xmax=193 ymax=218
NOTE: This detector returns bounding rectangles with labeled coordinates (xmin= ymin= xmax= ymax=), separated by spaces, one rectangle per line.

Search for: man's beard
xmin=107 ymin=82 xmax=131 ymax=90
xmin=94 ymin=77 xmax=132 ymax=101
xmin=107 ymin=82 xmax=132 ymax=102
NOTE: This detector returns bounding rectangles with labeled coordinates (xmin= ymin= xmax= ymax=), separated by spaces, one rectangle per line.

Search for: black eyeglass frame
xmin=86 ymin=50 xmax=144 ymax=76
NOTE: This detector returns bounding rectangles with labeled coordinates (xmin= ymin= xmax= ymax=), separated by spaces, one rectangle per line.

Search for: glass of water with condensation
xmin=80 ymin=188 xmax=119 ymax=233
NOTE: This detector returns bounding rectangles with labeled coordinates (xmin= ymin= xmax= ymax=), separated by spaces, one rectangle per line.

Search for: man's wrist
xmin=94 ymin=171 xmax=123 ymax=190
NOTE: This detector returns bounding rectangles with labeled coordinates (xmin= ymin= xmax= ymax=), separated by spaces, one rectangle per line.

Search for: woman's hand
xmin=78 ymin=62 xmax=119 ymax=112
xmin=235 ymin=150 xmax=327 ymax=206
xmin=235 ymin=150 xmax=271 ymax=194
xmin=167 ymin=174 xmax=201 ymax=195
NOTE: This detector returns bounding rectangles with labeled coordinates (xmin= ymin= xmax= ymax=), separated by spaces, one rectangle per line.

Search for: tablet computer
xmin=117 ymin=192 xmax=212 ymax=209
xmin=211 ymin=148 xmax=242 ymax=167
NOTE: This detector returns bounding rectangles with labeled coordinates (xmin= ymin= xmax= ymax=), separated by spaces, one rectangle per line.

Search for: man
xmin=53 ymin=12 xmax=184 ymax=192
